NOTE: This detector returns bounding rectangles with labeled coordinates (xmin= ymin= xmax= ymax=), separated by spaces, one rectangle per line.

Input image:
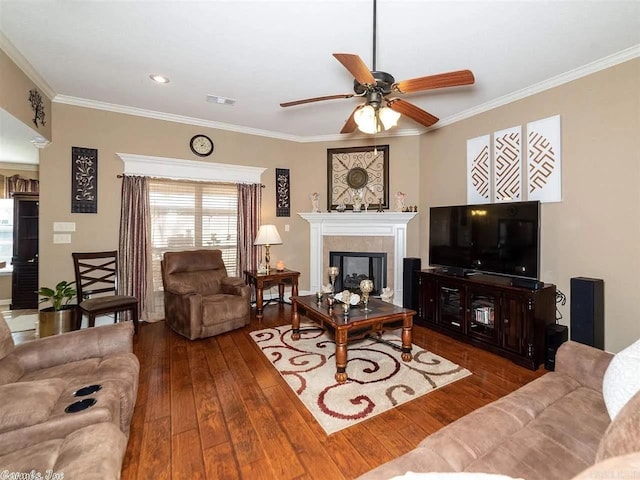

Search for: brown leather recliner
xmin=161 ymin=249 xmax=251 ymax=340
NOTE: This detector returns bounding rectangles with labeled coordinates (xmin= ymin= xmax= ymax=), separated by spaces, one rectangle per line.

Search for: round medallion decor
xmin=346 ymin=167 xmax=369 ymax=189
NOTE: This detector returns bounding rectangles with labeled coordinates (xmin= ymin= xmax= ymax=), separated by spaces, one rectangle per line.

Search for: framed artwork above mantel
xmin=327 ymin=145 xmax=389 ymax=211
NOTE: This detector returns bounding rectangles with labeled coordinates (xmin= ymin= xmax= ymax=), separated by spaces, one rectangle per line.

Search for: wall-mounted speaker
xmin=403 ymin=257 xmax=421 ymax=311
xmin=570 ymin=277 xmax=604 ymax=350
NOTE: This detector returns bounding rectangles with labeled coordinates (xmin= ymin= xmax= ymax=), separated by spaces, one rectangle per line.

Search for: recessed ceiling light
xmin=149 ymin=74 xmax=170 ymax=84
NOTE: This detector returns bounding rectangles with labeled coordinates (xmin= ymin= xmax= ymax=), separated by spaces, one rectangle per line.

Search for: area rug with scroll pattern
xmin=250 ymin=324 xmax=472 ymax=435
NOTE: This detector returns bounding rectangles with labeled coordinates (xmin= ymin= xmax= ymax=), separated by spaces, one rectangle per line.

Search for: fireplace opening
xmin=329 ymin=251 xmax=387 ymax=296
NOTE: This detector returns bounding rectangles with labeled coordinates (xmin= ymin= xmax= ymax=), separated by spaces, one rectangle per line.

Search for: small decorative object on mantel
xmin=71 ymin=146 xmax=98 ymax=214
xmin=28 ymin=89 xmax=46 ymax=128
xmin=395 ymin=191 xmax=406 ymax=212
xmin=276 ymin=168 xmax=290 ymax=217
xmin=310 ymin=192 xmax=320 ymax=213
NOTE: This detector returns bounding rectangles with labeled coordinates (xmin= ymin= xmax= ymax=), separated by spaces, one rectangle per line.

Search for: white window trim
xmin=116 ymin=153 xmax=266 ymax=183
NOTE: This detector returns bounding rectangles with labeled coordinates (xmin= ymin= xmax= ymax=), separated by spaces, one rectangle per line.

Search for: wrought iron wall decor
xmin=327 ymin=145 xmax=389 ymax=211
xmin=71 ymin=147 xmax=98 ymax=213
xmin=275 ymin=168 xmax=290 ymax=217
xmin=28 ymin=89 xmax=46 ymax=128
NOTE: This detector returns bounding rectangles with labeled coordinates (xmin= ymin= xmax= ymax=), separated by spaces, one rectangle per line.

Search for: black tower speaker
xmin=403 ymin=257 xmax=421 ymax=310
xmin=570 ymin=277 xmax=604 ymax=350
xmin=545 ymin=324 xmax=568 ymax=371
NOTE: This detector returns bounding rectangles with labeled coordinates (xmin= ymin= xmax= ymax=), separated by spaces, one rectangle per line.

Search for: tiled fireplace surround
xmin=299 ymin=212 xmax=418 ymax=306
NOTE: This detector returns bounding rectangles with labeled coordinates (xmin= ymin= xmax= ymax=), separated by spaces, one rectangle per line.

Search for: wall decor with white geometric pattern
xmin=527 ymin=115 xmax=562 ymax=203
xmin=466 ymin=134 xmax=491 ymax=204
xmin=493 ymin=126 xmax=522 ymax=202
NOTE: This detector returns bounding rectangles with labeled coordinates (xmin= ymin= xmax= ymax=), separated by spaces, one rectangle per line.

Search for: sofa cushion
xmin=0 ymin=379 xmax=66 ymax=433
xmin=0 ymin=353 xmax=24 ymax=385
xmin=596 ymin=389 xmax=640 ymax=462
xmin=0 ymin=422 xmax=127 ymax=480
xmin=467 ymin=386 xmax=609 ymax=480
xmin=20 ymin=352 xmax=140 ymax=434
xmin=0 ymin=378 xmax=123 ymax=456
xmin=602 ymin=338 xmax=640 ymax=420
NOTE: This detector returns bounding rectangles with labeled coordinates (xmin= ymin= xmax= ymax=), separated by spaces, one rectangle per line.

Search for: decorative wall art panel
xmin=327 ymin=145 xmax=389 ymax=211
xmin=494 ymin=126 xmax=522 ymax=202
xmin=467 ymin=134 xmax=491 ymax=204
xmin=527 ymin=115 xmax=562 ymax=203
xmin=71 ymin=146 xmax=98 ymax=213
xmin=275 ymin=168 xmax=290 ymax=217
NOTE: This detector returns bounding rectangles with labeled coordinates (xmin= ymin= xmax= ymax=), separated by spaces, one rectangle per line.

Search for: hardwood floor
xmin=122 ymin=304 xmax=547 ymax=480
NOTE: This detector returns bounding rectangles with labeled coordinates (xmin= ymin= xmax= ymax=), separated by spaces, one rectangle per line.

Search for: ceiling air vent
xmin=206 ymin=95 xmax=236 ymax=106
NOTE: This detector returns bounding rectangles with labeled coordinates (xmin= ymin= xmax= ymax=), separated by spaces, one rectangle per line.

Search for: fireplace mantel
xmin=299 ymin=212 xmax=418 ymax=305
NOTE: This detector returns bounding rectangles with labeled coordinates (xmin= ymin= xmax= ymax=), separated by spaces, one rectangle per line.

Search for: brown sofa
xmin=0 ymin=314 xmax=139 ymax=477
xmin=358 ymin=341 xmax=640 ymax=480
xmin=161 ymin=249 xmax=251 ymax=340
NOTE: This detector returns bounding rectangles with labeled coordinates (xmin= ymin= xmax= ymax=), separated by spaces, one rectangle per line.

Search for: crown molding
xmin=0 ymin=32 xmax=55 ymax=100
xmin=431 ymin=44 xmax=640 ymax=131
xmin=54 ymin=95 xmax=308 ymax=143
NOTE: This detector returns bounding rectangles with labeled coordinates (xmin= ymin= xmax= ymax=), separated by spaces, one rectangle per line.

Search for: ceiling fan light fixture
xmin=354 ymin=104 xmax=378 ymax=134
xmin=379 ymin=106 xmax=400 ymax=130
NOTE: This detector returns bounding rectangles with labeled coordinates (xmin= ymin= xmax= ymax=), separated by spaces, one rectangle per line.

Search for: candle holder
xmin=327 ymin=266 xmax=339 ymax=295
xmin=359 ymin=279 xmax=374 ymax=312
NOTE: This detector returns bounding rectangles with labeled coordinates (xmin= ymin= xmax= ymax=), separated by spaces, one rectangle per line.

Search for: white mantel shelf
xmin=299 ymin=211 xmax=418 ymax=306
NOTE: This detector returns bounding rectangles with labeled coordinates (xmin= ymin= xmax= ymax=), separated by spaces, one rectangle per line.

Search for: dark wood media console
xmin=416 ymin=270 xmax=556 ymax=370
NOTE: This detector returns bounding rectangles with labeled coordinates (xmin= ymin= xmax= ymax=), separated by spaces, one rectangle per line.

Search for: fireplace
xmin=299 ymin=212 xmax=418 ymax=306
xmin=329 ymin=251 xmax=387 ymax=295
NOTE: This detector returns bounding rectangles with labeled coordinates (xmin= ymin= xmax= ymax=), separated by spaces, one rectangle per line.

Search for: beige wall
xmin=39 ymin=104 xmax=421 ymax=296
xmin=419 ymin=58 xmax=640 ymax=353
xmin=0 ymin=49 xmax=52 ymax=140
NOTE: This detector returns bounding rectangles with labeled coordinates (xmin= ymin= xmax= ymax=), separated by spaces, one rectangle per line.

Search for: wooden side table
xmin=244 ymin=269 xmax=300 ymax=321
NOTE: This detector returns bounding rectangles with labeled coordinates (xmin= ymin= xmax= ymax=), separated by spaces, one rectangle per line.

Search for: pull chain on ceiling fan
xmin=280 ymin=0 xmax=475 ymax=134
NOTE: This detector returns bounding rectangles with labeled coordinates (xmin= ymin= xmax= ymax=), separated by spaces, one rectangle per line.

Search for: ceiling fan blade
xmin=340 ymin=106 xmax=359 ymax=134
xmin=280 ymin=93 xmax=354 ymax=108
xmin=393 ymin=70 xmax=475 ymax=94
xmin=387 ymin=98 xmax=439 ymax=127
xmin=333 ymin=53 xmax=376 ymax=85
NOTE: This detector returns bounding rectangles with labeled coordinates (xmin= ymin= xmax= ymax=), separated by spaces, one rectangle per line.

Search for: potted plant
xmin=37 ymin=281 xmax=80 ymax=337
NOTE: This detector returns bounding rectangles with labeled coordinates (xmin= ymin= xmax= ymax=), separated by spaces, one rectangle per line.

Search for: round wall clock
xmin=190 ymin=134 xmax=214 ymax=157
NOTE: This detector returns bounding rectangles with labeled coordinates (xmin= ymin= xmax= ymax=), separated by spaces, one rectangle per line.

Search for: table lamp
xmin=254 ymin=224 xmax=282 ymax=272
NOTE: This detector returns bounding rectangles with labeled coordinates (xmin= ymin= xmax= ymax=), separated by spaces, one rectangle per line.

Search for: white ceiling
xmin=0 ymin=0 xmax=638 ymax=143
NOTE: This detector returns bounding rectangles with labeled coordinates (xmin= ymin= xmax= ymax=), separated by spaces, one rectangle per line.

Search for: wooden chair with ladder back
xmin=72 ymin=251 xmax=139 ymax=334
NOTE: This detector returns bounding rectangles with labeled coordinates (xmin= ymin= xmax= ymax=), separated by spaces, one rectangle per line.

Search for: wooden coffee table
xmin=290 ymin=295 xmax=415 ymax=384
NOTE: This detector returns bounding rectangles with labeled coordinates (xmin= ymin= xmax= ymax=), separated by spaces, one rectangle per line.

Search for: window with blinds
xmin=148 ymin=178 xmax=239 ymax=279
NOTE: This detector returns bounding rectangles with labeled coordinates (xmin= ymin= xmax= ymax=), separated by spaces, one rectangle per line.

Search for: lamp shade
xmin=379 ymin=107 xmax=400 ymax=130
xmin=254 ymin=224 xmax=282 ymax=246
xmin=354 ymin=105 xmax=378 ymax=134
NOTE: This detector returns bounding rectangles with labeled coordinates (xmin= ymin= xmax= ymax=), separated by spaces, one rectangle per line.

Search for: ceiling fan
xmin=279 ymin=0 xmax=475 ymax=134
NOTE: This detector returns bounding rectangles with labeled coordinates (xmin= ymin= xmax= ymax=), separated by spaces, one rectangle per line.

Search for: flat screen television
xmin=429 ymin=201 xmax=540 ymax=280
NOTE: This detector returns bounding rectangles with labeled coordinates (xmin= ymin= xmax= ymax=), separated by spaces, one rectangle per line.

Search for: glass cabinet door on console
xmin=467 ymin=287 xmax=499 ymax=344
xmin=438 ymin=280 xmax=465 ymax=332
